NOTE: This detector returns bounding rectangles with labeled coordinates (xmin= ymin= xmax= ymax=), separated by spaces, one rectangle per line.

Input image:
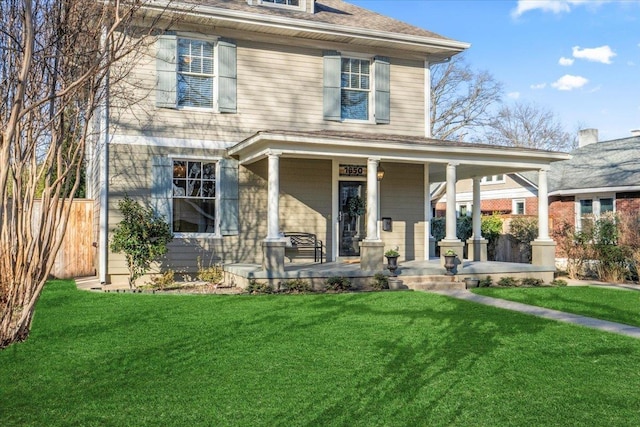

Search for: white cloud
xmin=511 ymin=0 xmax=601 ymax=18
xmin=507 ymin=92 xmax=521 ymax=99
xmin=552 ymin=74 xmax=589 ymax=91
xmin=530 ymin=83 xmax=547 ymax=90
xmin=572 ymin=45 xmax=616 ymax=64
xmin=559 ymin=57 xmax=574 ymax=66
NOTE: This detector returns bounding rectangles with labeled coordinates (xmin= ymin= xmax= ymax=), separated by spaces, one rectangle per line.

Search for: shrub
xmin=282 ymin=279 xmax=311 ymax=293
xmin=509 ymin=216 xmax=538 ymax=262
xmin=110 ymin=195 xmax=173 ymax=289
xmin=497 ymin=276 xmax=518 ymax=287
xmin=478 ymin=276 xmax=493 ymax=287
xmin=481 ymin=213 xmax=503 ymax=260
xmin=325 ymin=276 xmax=352 ymax=292
xmin=371 ymin=273 xmax=389 ymax=290
xmin=148 ymin=269 xmax=175 ymax=290
xmin=520 ymin=277 xmax=543 ymax=287
xmin=246 ymin=280 xmax=273 ymax=294
xmin=197 ymin=257 xmax=224 ymax=285
xmin=550 ymin=279 xmax=568 ymax=287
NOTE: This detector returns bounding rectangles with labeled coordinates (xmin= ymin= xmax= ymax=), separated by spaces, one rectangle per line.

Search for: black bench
xmin=284 ymin=232 xmax=323 ymax=263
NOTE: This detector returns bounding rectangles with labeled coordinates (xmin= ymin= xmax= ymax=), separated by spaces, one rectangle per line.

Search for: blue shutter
xmin=323 ymin=51 xmax=341 ymax=121
xmin=374 ymin=56 xmax=390 ymax=124
xmin=151 ymin=156 xmax=173 ymax=223
xmin=156 ymin=34 xmax=177 ymax=109
xmin=218 ymin=39 xmax=237 ymax=113
xmin=219 ymin=158 xmax=239 ymax=235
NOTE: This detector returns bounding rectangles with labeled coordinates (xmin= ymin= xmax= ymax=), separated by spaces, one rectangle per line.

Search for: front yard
xmin=1 ymin=280 xmax=640 ymax=426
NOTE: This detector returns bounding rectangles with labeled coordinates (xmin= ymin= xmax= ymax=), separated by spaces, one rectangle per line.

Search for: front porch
xmin=223 ymin=258 xmax=557 ymax=291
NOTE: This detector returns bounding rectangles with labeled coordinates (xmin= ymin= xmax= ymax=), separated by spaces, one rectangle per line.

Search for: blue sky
xmin=349 ymin=0 xmax=640 ymax=141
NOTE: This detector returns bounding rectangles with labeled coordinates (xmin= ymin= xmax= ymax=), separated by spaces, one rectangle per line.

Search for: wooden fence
xmin=47 ymin=199 xmax=95 ymax=279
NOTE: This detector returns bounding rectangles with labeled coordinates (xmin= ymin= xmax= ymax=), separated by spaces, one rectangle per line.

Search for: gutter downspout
xmin=98 ymin=26 xmax=110 ymax=284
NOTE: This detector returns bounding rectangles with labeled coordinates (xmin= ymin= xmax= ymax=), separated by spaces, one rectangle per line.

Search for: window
xmin=172 ymin=160 xmax=217 ymax=233
xmin=156 ymin=35 xmax=236 ymax=113
xmin=576 ymin=195 xmax=615 ymax=231
xmin=341 ymin=58 xmax=370 ymax=120
xmin=177 ymin=39 xmax=214 ymax=108
xmin=513 ymin=199 xmax=525 ymax=215
xmin=262 ymin=0 xmax=299 ymax=5
xmin=323 ymin=52 xmax=389 ymax=124
xmin=481 ymin=175 xmax=505 ymax=184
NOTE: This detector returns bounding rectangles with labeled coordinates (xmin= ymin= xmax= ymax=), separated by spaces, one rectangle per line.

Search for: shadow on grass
xmin=6 ymin=282 xmax=640 ymax=426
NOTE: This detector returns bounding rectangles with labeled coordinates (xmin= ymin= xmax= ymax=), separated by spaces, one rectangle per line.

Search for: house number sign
xmin=339 ymin=164 xmax=366 ymax=177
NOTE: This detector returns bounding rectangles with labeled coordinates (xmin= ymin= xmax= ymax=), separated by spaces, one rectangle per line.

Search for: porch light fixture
xmin=377 ymin=164 xmax=385 ymax=181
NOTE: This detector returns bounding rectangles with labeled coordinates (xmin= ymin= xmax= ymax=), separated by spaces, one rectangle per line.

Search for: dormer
xmin=247 ymin=0 xmax=315 ymax=14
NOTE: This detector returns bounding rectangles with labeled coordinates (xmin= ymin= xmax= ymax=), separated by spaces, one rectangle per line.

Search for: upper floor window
xmin=252 ymin=0 xmax=306 ymax=11
xmin=177 ymin=39 xmax=215 ymax=108
xmin=481 ymin=175 xmax=505 ymax=184
xmin=263 ymin=0 xmax=299 ymax=5
xmin=341 ymin=58 xmax=370 ymax=120
xmin=156 ymin=34 xmax=237 ymax=113
xmin=323 ymin=51 xmax=389 ymax=124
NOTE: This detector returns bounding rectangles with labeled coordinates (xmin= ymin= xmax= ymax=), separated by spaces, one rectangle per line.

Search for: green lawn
xmin=2 ymin=280 xmax=640 ymax=426
xmin=473 ymin=286 xmax=640 ymax=327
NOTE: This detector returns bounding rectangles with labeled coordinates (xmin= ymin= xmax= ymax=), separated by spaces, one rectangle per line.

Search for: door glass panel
xmin=339 ymin=181 xmax=366 ymax=257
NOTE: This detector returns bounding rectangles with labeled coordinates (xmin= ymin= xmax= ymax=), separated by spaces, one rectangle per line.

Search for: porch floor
xmin=225 ymin=258 xmax=556 ymax=281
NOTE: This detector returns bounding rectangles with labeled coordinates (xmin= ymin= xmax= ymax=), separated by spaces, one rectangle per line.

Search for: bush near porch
xmin=2 ymin=280 xmax=640 ymax=426
xmin=554 ymin=211 xmax=640 ymax=283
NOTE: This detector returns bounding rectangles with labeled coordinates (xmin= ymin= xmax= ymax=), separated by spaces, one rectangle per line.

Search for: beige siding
xmin=107 ymin=145 xmax=334 ymax=281
xmin=379 ymin=163 xmax=426 ymax=261
xmin=110 ymin=32 xmax=426 ymax=143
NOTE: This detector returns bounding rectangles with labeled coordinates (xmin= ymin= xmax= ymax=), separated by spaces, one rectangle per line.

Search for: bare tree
xmin=430 ymin=54 xmax=503 ymax=141
xmin=0 ymin=0 xmax=165 ymax=348
xmin=485 ymin=101 xmax=575 ymax=152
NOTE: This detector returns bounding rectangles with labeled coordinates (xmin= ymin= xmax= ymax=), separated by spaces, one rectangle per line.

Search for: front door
xmin=339 ymin=181 xmax=367 ymax=257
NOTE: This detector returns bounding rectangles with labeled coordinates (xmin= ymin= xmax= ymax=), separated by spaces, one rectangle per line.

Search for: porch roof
xmin=227 ymin=130 xmax=571 ymax=182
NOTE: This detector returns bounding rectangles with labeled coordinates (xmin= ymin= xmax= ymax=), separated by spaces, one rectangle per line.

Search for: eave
xmin=228 ymin=130 xmax=571 ymax=182
xmin=141 ymin=0 xmax=469 ymax=60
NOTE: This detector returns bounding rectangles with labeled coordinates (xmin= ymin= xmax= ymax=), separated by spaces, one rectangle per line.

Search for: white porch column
xmin=531 ymin=167 xmax=556 ymax=267
xmin=537 ymin=168 xmax=551 ymax=240
xmin=444 ymin=162 xmax=458 ymax=241
xmin=467 ymin=177 xmax=488 ymax=261
xmin=424 ymin=163 xmax=434 ymax=259
xmin=267 ymin=150 xmax=282 ymax=240
xmin=472 ymin=177 xmax=482 ymax=239
xmin=365 ymin=157 xmax=380 ymax=241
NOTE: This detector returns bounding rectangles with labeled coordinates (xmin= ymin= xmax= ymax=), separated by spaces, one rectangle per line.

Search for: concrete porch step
xmin=408 ymin=281 xmax=466 ymax=291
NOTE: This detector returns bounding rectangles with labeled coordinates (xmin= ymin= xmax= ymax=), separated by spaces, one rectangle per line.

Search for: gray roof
xmin=174 ymin=0 xmax=461 ymax=42
xmin=549 ymin=136 xmax=640 ymax=193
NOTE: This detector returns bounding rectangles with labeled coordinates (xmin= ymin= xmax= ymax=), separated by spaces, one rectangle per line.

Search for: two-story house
xmin=91 ymin=0 xmax=569 ymax=286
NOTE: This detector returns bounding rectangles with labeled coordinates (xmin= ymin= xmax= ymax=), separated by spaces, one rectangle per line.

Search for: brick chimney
xmin=578 ymin=128 xmax=598 ymax=147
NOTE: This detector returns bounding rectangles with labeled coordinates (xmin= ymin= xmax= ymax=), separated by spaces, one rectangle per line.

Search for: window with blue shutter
xmin=152 ymin=157 xmax=239 ymax=236
xmin=323 ymin=52 xmax=390 ymax=123
xmin=156 ymin=35 xmax=237 ymax=112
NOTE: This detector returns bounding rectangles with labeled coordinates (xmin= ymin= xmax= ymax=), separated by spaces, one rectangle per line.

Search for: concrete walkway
xmin=430 ymin=288 xmax=640 ymax=339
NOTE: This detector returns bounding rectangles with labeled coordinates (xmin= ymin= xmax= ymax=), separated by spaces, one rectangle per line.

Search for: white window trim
xmin=575 ymin=193 xmax=616 ymax=231
xmin=481 ymin=175 xmax=505 ymax=185
xmin=456 ymin=202 xmax=472 ymax=217
xmin=513 ymin=199 xmax=525 ymax=215
xmin=340 ymin=54 xmax=374 ymax=123
xmin=171 ymin=156 xmax=222 ymax=239
xmin=176 ymin=34 xmax=219 ymax=112
xmin=254 ymin=0 xmax=306 ymax=12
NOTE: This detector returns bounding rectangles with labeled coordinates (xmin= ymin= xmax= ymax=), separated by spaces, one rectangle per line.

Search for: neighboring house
xmin=548 ymin=129 xmax=640 ymax=232
xmin=434 ymin=172 xmax=539 ymax=217
xmin=90 ymin=0 xmax=569 ymax=285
